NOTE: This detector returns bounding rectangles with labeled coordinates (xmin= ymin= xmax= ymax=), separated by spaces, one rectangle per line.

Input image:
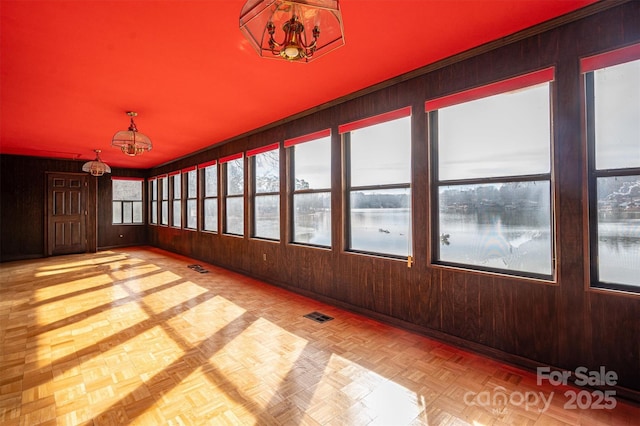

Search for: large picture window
xmin=249 ymin=143 xmax=280 ymax=240
xmin=286 ymin=130 xmax=332 ymax=247
xmin=426 ymin=68 xmax=555 ymax=279
xmin=223 ymin=154 xmax=244 ymax=236
xmin=583 ymin=44 xmax=640 ymax=292
xmin=200 ymin=160 xmax=218 ymax=232
xmin=112 ymin=178 xmax=143 ymax=224
xmin=184 ymin=167 xmax=197 ymax=230
xmin=170 ymin=171 xmax=181 ymax=228
xmin=340 ymin=107 xmax=412 ymax=257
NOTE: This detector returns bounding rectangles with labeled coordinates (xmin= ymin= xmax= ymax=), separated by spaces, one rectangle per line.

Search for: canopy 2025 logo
xmin=537 ymin=366 xmax=618 ymax=410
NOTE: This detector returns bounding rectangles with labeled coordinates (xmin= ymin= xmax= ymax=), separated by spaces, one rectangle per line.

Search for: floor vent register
xmin=187 ymin=264 xmax=209 ymax=273
xmin=303 ymin=311 xmax=334 ymax=323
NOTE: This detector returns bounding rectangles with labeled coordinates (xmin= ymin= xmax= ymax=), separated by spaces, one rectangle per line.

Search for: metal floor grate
xmin=303 ymin=311 xmax=334 ymax=323
xmin=187 ymin=264 xmax=209 ymax=273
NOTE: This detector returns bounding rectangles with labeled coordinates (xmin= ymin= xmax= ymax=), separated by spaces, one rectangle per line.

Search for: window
xmin=426 ymin=68 xmax=555 ymax=279
xmin=249 ymin=143 xmax=280 ymax=240
xmin=184 ymin=167 xmax=197 ymax=230
xmin=112 ymin=178 xmax=143 ymax=224
xmin=200 ymin=160 xmax=218 ymax=232
xmin=223 ymin=154 xmax=244 ymax=236
xmin=149 ymin=177 xmax=158 ymax=225
xmin=160 ymin=175 xmax=169 ymax=226
xmin=583 ymin=44 xmax=640 ymax=292
xmin=286 ymin=130 xmax=332 ymax=247
xmin=340 ymin=107 xmax=412 ymax=257
xmin=170 ymin=172 xmax=182 ymax=227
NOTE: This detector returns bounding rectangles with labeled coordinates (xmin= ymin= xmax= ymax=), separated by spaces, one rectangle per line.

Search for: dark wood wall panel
xmin=513 ymin=284 xmax=559 ymax=364
xmin=492 ymin=277 xmax=516 ymax=355
xmin=416 ymin=268 xmax=442 ymax=331
xmin=588 ymin=292 xmax=639 ymax=392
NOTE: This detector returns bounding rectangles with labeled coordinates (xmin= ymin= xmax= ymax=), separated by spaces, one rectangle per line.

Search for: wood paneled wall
xmin=0 ymin=155 xmax=90 ymax=260
xmin=148 ymin=3 xmax=640 ymax=399
xmin=0 ymin=155 xmax=146 ymax=260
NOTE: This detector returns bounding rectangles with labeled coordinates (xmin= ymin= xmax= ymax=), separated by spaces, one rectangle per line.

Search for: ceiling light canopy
xmin=240 ymin=0 xmax=344 ymax=63
xmin=82 ymin=149 xmax=111 ymax=176
xmin=111 ymin=111 xmax=152 ymax=156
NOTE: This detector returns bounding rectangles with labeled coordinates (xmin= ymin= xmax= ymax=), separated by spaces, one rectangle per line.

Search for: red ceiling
xmin=1 ymin=0 xmax=597 ymax=169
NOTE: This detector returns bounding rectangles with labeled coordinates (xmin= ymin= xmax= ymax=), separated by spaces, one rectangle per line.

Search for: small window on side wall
xmin=426 ymin=68 xmax=555 ymax=280
xmin=200 ymin=160 xmax=218 ymax=233
xmin=169 ymin=171 xmax=181 ymax=228
xmin=582 ymin=44 xmax=640 ymax=292
xmin=222 ymin=153 xmax=244 ymax=236
xmin=149 ymin=177 xmax=158 ymax=225
xmin=184 ymin=167 xmax=197 ymax=230
xmin=160 ymin=175 xmax=169 ymax=226
xmin=112 ymin=177 xmax=144 ymax=224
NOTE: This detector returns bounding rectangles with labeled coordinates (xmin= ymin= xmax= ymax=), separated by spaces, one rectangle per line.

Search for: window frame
xmin=340 ymin=107 xmax=413 ymax=259
xmin=582 ymin=44 xmax=640 ymax=293
xmin=149 ymin=177 xmax=158 ymax=225
xmin=426 ymin=68 xmax=556 ymax=281
xmin=183 ymin=166 xmax=198 ymax=231
xmin=222 ymin=153 xmax=245 ymax=236
xmin=200 ymin=160 xmax=219 ymax=233
xmin=249 ymin=143 xmax=281 ymax=241
xmin=169 ymin=171 xmax=182 ymax=228
xmin=111 ymin=177 xmax=144 ymax=225
xmin=286 ymin=129 xmax=332 ymax=248
xmin=159 ymin=175 xmax=169 ymax=226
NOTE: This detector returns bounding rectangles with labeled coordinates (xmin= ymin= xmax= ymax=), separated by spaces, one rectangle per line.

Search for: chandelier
xmin=82 ymin=150 xmax=111 ymax=176
xmin=240 ymin=0 xmax=344 ymax=63
xmin=111 ymin=111 xmax=152 ymax=156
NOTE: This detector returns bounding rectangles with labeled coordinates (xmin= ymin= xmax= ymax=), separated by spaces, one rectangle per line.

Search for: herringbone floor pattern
xmin=0 ymin=247 xmax=637 ymax=425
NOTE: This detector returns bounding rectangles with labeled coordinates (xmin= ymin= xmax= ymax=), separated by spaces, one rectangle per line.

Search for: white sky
xmin=291 ymin=60 xmax=638 ymax=185
xmin=595 ymin=60 xmax=640 ymax=170
xmin=438 ymin=83 xmax=551 ymax=181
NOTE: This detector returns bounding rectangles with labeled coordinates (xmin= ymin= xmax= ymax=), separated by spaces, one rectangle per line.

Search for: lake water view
xmin=597 ymin=212 xmax=640 ymax=286
xmin=438 ymin=210 xmax=552 ymax=276
xmin=288 ymin=208 xmax=639 ymax=286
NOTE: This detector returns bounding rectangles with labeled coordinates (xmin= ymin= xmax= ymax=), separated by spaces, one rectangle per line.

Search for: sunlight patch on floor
xmin=35 ymin=273 xmax=113 ymax=299
xmin=108 ymin=262 xmax=161 ymax=281
xmin=179 ymin=295 xmax=247 ymax=340
xmin=133 ymin=280 xmax=209 ymax=316
xmin=119 ymin=270 xmax=183 ymax=294
xmin=35 ymin=264 xmax=99 ymax=277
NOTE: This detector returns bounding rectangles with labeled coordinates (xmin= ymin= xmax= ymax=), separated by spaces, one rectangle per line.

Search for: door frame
xmin=44 ymin=172 xmax=98 ymax=256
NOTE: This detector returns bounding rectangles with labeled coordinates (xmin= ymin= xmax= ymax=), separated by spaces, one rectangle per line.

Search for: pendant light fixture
xmin=240 ymin=0 xmax=345 ymax=63
xmin=111 ymin=111 xmax=152 ymax=156
xmin=82 ymin=149 xmax=111 ymax=176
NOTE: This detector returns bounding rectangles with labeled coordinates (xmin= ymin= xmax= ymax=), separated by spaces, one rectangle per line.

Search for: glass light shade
xmin=82 ymin=159 xmax=111 ymax=177
xmin=111 ymin=129 xmax=152 ymax=156
xmin=240 ymin=0 xmax=344 ymax=63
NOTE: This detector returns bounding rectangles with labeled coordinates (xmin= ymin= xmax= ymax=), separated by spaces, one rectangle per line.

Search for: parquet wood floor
xmin=1 ymin=247 xmax=638 ymax=425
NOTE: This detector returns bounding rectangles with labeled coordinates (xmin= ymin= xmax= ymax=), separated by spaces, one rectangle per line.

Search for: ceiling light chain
xmin=266 ymin=12 xmax=320 ymax=60
xmin=240 ymin=0 xmax=344 ymax=63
